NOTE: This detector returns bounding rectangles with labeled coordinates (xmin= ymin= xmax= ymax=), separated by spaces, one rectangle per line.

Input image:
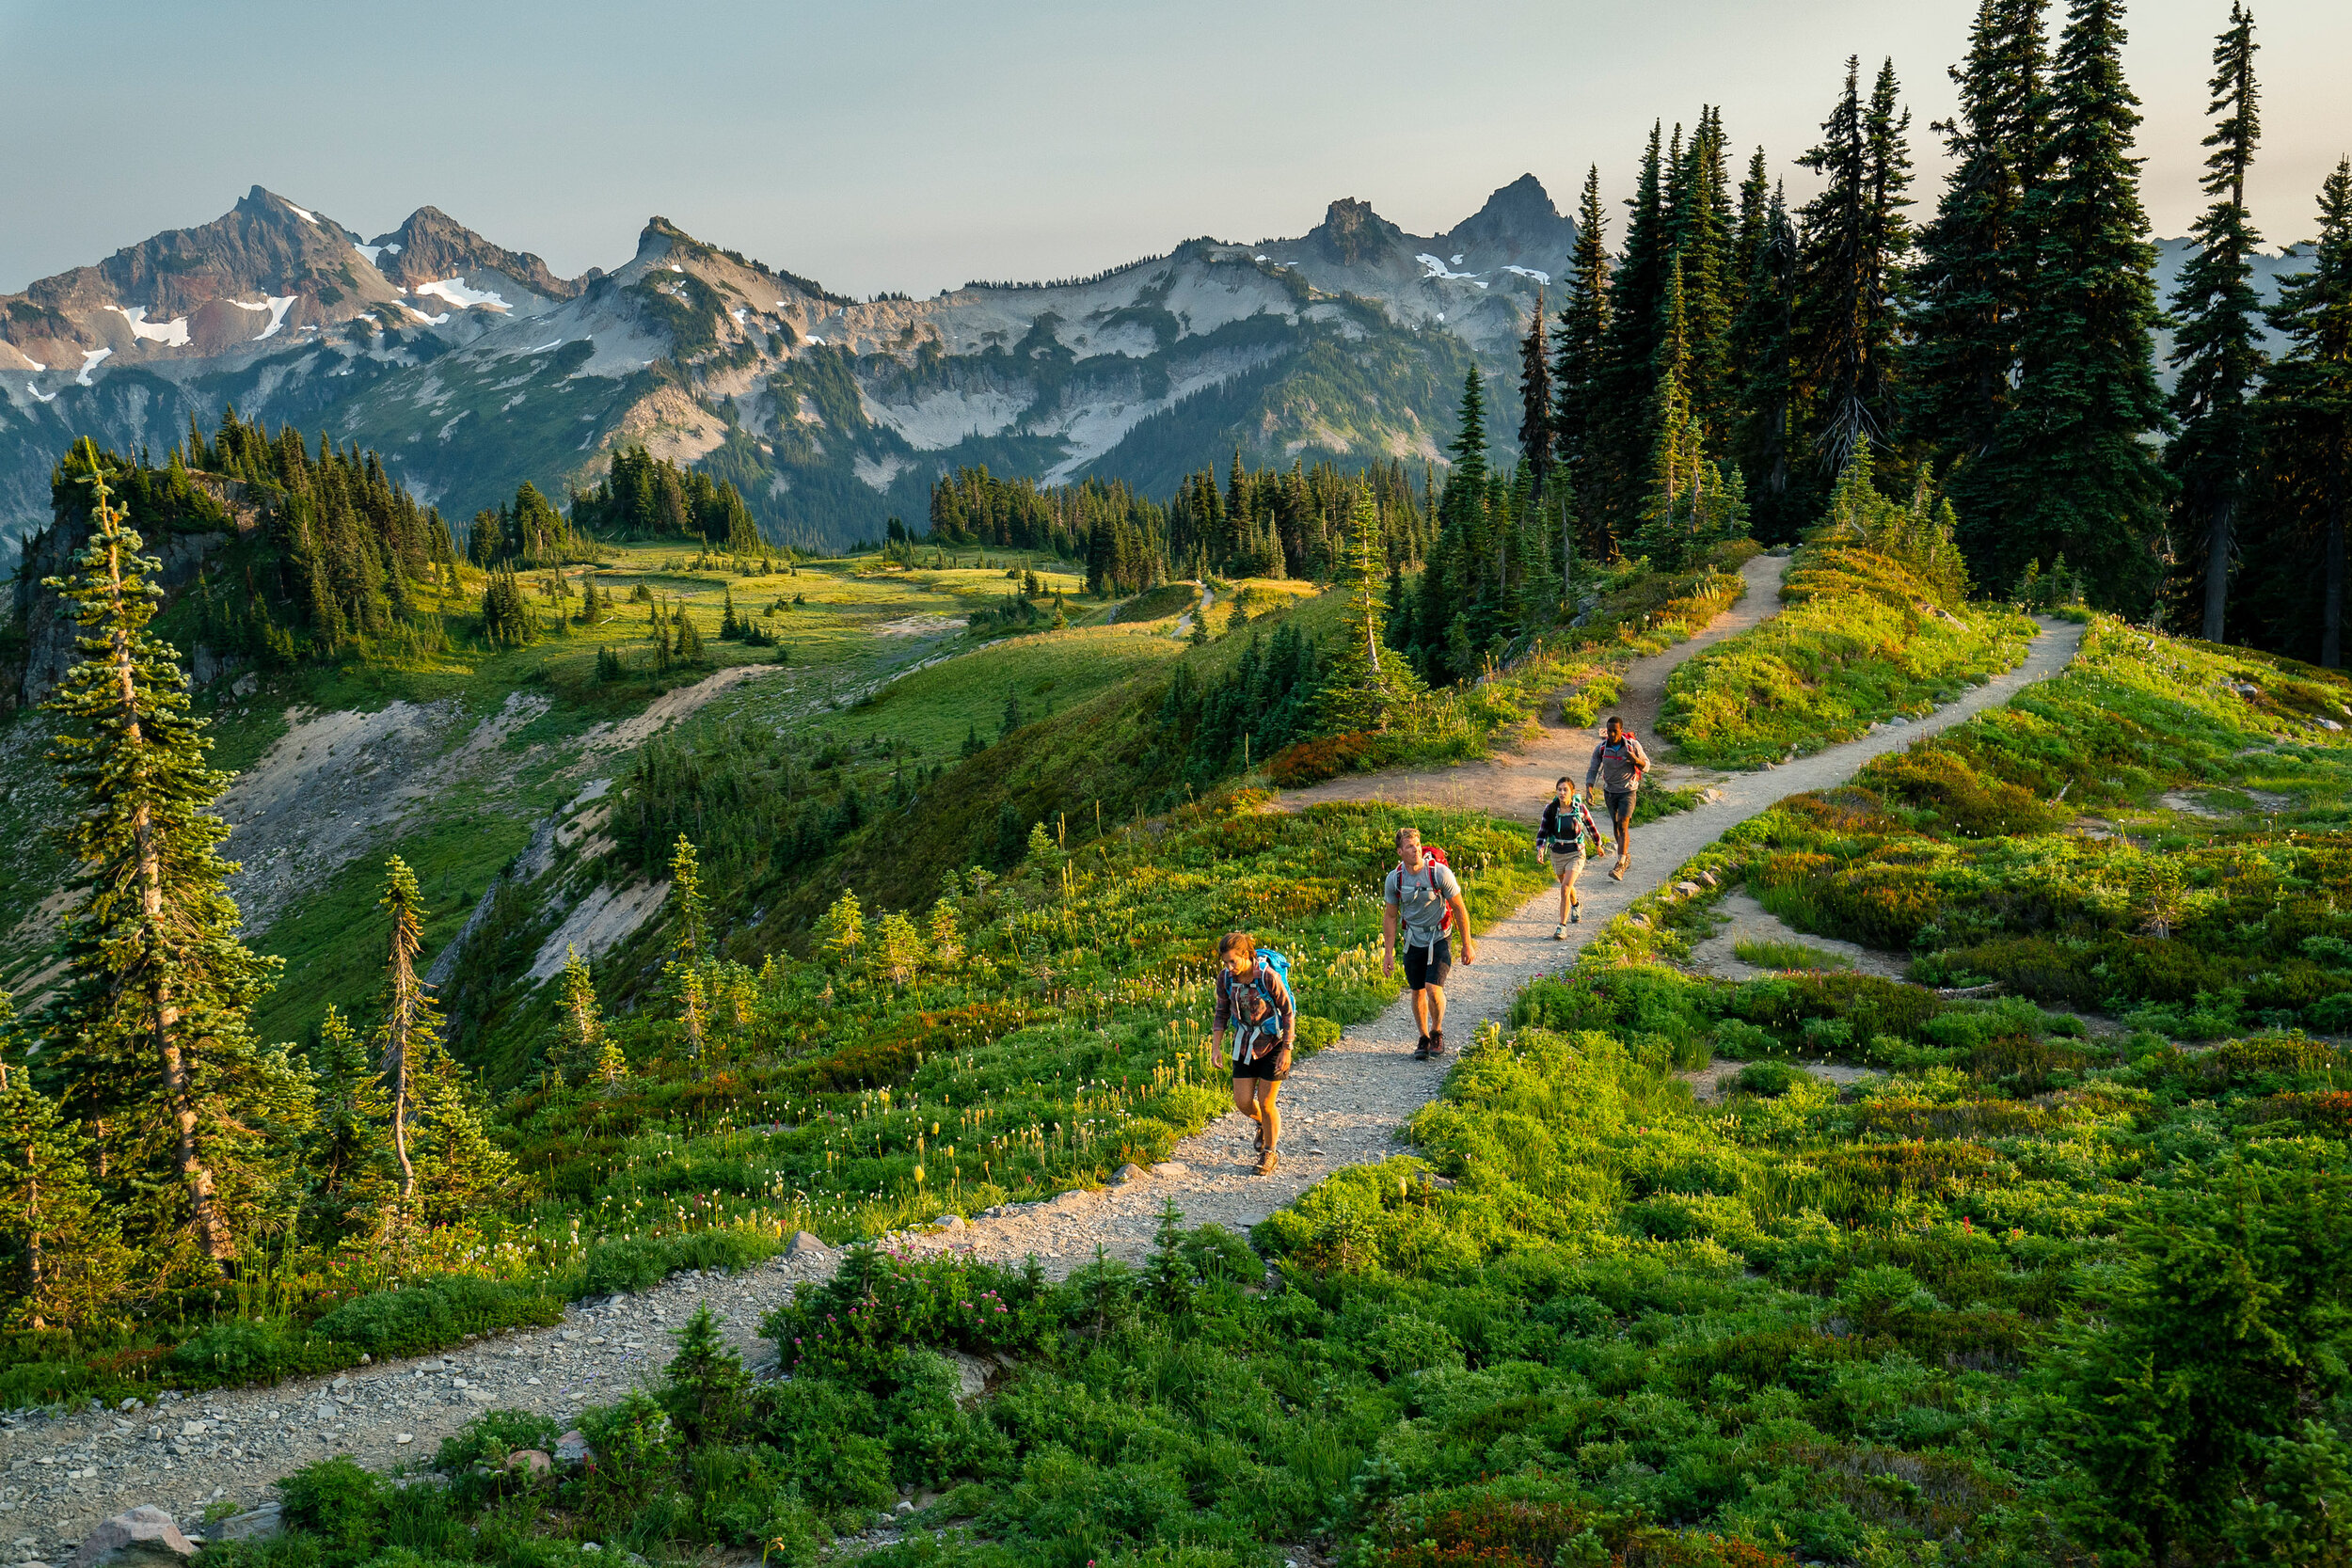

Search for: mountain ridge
xmin=0 ymin=179 xmax=1572 ymax=547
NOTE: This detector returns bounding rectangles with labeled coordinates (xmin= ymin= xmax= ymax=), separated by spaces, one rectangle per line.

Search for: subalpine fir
xmin=1988 ymin=0 xmax=2172 ymax=609
xmin=2166 ymin=2 xmax=2266 ymax=641
xmin=42 ymin=439 xmax=310 ymax=1274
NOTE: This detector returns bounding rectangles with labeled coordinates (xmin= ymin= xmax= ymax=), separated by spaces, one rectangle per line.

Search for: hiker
xmin=1536 ymin=776 xmax=1593 ymax=938
xmin=1585 ymin=715 xmax=1649 ymax=881
xmin=1383 ymin=826 xmax=1475 ymax=1060
xmin=1213 ymin=930 xmax=1294 ymax=1175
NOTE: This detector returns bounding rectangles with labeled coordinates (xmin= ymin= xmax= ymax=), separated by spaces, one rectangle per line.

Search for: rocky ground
xmin=0 ymin=604 xmax=2088 ymax=1560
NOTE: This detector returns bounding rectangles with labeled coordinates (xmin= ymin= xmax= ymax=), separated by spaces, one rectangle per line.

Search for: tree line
xmin=569 ymin=445 xmax=763 ymax=555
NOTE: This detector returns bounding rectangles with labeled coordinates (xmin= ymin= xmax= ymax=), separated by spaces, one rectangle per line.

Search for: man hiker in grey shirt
xmin=1382 ymin=826 xmax=1475 ymax=1059
xmin=1585 ymin=714 xmax=1650 ymax=882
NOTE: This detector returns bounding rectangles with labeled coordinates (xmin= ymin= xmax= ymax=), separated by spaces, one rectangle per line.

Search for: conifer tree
xmin=1731 ymin=178 xmax=1802 ymax=535
xmin=873 ymin=910 xmax=924 ymax=988
xmin=375 ymin=855 xmax=439 ymax=1222
xmin=43 ymin=442 xmax=308 ymax=1273
xmin=1314 ymin=496 xmax=1422 ymax=734
xmin=2166 ymin=2 xmax=2266 ymax=641
xmin=1517 ymin=291 xmax=1553 ymax=498
xmin=927 ymin=897 xmax=962 ymax=969
xmin=667 ymin=835 xmax=707 ymax=967
xmin=2247 ymin=158 xmax=2352 ymax=665
xmin=308 ymin=1005 xmax=390 ymax=1237
xmin=555 ymin=946 xmax=606 ymax=1083
xmin=818 ymin=889 xmax=865 ymax=970
xmin=1796 ymin=56 xmax=1915 ymax=473
xmin=1597 ymin=125 xmax=1672 ymax=539
xmin=0 ymin=995 xmax=132 ymax=1330
xmin=1553 ymin=166 xmax=1614 ymax=553
xmin=1908 ymin=0 xmax=2052 ymax=552
xmin=1991 ymin=0 xmax=2172 ymax=608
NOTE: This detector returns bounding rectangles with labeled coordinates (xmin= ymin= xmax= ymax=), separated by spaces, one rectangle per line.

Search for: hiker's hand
xmin=1461 ymin=942 xmax=1476 ymax=964
xmin=1382 ymin=951 xmax=1395 ymax=976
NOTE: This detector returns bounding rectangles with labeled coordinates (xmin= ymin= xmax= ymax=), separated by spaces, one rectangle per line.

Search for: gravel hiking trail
xmin=0 ymin=604 xmax=2086 ymax=1552
xmin=1277 ymin=549 xmax=1790 ymax=819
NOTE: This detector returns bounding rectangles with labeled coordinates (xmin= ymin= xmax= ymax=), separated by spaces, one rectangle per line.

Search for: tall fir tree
xmin=375 ymin=855 xmax=438 ymax=1226
xmin=2165 ymin=2 xmax=2265 ymax=641
xmin=1731 ymin=177 xmax=1803 ymax=537
xmin=1553 ymin=166 xmax=1614 ymax=554
xmin=1517 ymin=291 xmax=1554 ymax=498
xmin=1795 ymin=56 xmax=1915 ymax=475
xmin=1314 ymin=497 xmax=1422 ymax=734
xmin=43 ymin=441 xmax=310 ymax=1274
xmin=1906 ymin=0 xmax=2051 ymax=553
xmin=2244 ymin=158 xmax=2352 ymax=666
xmin=1596 ymin=124 xmax=1671 ymax=542
xmin=1672 ymin=108 xmax=1739 ymax=447
xmin=1991 ymin=0 xmax=2173 ymax=608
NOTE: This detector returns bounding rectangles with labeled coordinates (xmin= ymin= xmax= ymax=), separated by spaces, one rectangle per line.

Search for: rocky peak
xmin=1311 ymin=198 xmax=1407 ymax=268
xmin=1440 ymin=174 xmax=1573 ymax=262
xmin=370 ymin=207 xmax=583 ymax=300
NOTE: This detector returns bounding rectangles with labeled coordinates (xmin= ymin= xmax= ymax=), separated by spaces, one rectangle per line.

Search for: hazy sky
xmin=4 ymin=0 xmax=2345 ymax=297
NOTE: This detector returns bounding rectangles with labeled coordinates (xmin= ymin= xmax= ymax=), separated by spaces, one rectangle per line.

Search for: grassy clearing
xmin=1659 ymin=545 xmax=2039 ymax=768
xmin=1732 ymin=936 xmax=1853 ymax=972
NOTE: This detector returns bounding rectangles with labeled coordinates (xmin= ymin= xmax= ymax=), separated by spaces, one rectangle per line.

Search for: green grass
xmin=1732 ymin=936 xmax=1853 ymax=972
xmin=1659 ymin=545 xmax=2038 ymax=768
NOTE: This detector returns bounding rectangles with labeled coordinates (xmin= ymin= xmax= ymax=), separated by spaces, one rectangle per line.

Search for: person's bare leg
xmin=1557 ymin=866 xmax=1573 ymax=923
xmin=1426 ymin=983 xmax=1447 ymax=1037
xmin=1410 ymin=987 xmax=1433 ymax=1038
xmin=1231 ymin=1076 xmax=1260 ymax=1148
xmin=1254 ymin=1079 xmax=1282 ymax=1151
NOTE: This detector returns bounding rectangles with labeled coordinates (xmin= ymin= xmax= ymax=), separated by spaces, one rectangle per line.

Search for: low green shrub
xmin=310 ymin=1274 xmax=561 ymax=1355
xmin=565 ymin=1227 xmax=777 ymax=1299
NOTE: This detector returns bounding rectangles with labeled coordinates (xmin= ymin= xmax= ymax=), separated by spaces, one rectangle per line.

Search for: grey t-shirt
xmin=1384 ymin=861 xmax=1461 ymax=949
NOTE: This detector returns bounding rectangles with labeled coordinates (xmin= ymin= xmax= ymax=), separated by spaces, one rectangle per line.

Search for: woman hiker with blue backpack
xmin=1214 ymin=930 xmax=1295 ymax=1175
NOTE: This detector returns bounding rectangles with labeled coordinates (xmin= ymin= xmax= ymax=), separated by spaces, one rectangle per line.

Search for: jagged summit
xmin=368 ymin=206 xmax=586 ymax=301
xmin=1440 ymin=173 xmax=1573 ymax=263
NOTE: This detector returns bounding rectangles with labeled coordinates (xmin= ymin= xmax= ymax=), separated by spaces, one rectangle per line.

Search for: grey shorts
xmin=1605 ymin=788 xmax=1637 ymax=826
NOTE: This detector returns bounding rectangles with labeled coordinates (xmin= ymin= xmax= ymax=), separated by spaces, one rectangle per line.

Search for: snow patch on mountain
xmin=415 ymin=278 xmax=513 ymax=312
xmin=1416 ymin=254 xmax=1481 ymax=282
xmin=405 ymin=305 xmax=453 ymax=326
xmin=24 ymin=383 xmax=55 ymax=404
xmin=865 ymin=385 xmax=1029 ymax=448
xmin=106 ymin=307 xmax=192 ymax=346
xmin=1502 ymin=265 xmax=1550 ymax=284
xmin=282 ymin=198 xmax=319 ymax=225
xmin=1036 ymin=342 xmax=1289 ymax=483
xmin=230 ymin=296 xmax=299 ymax=341
xmin=76 ymin=348 xmax=111 ymax=385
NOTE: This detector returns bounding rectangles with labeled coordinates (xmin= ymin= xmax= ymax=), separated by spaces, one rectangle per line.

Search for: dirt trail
xmin=1279 ymin=551 xmax=1789 ymax=821
xmin=0 ymin=602 xmax=2087 ymax=1553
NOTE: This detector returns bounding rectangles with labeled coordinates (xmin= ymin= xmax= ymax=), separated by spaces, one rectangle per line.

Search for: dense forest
xmin=1533 ymin=0 xmax=2350 ymax=663
xmin=569 ymin=445 xmax=763 ymax=554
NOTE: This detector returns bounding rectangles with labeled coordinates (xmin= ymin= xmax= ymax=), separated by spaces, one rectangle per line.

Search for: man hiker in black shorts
xmin=1585 ymin=715 xmax=1649 ymax=881
xmin=1382 ymin=826 xmax=1475 ymax=1059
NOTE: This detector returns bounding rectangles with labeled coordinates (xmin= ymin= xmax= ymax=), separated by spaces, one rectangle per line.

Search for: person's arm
xmin=1585 ymin=743 xmax=1604 ymax=790
xmin=1629 ymin=736 xmax=1650 ymax=776
xmin=1211 ymin=973 xmax=1232 ymax=1056
xmin=1382 ymin=895 xmax=1399 ymax=974
xmin=1273 ymin=972 xmax=1296 ymax=1046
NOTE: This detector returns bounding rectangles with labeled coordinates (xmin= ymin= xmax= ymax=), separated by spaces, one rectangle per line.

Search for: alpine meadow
xmin=1 ymin=2 xmax=2349 ymax=1566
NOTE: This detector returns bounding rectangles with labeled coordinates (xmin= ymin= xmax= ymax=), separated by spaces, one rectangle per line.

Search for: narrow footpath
xmin=0 ymin=580 xmax=2083 ymax=1552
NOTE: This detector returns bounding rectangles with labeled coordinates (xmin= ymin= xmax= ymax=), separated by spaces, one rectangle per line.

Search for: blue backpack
xmin=1232 ymin=950 xmax=1293 ymax=1056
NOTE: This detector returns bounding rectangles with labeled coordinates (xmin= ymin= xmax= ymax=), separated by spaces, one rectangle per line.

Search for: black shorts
xmin=1402 ymin=937 xmax=1452 ymax=991
xmin=1605 ymin=788 xmax=1637 ymax=827
xmin=1232 ymin=1046 xmax=1286 ymax=1082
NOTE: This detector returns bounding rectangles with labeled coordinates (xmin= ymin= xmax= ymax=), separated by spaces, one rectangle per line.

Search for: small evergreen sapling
xmin=0 ymin=995 xmax=133 ymax=1330
xmin=660 ymin=1303 xmax=750 ymax=1447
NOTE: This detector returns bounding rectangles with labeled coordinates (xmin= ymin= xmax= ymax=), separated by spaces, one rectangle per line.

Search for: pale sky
xmin=4 ymin=0 xmax=2345 ymax=298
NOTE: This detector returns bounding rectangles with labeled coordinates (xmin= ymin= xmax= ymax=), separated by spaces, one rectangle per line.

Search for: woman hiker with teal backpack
xmin=1214 ymin=930 xmax=1295 ymax=1175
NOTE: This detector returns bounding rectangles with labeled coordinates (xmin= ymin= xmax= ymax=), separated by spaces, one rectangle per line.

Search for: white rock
xmin=939 ymin=1212 xmax=966 ymax=1230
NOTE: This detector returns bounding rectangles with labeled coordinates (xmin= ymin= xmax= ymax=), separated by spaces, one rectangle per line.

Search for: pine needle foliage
xmin=42 ymin=440 xmax=308 ymax=1275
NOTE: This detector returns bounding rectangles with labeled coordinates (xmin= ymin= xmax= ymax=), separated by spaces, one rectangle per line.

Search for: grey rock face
xmin=70 ymin=1507 xmax=195 ymax=1568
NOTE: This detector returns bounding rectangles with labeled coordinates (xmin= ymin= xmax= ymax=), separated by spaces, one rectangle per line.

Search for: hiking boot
xmin=1570 ymin=899 xmax=1582 ymax=925
xmin=1610 ymin=863 xmax=1628 ymax=882
xmin=1412 ymin=1035 xmax=1431 ymax=1059
xmin=1255 ymin=1149 xmax=1279 ymax=1176
xmin=1252 ymin=1124 xmax=1268 ymax=1153
xmin=1553 ymin=923 xmax=1567 ymax=941
xmin=1426 ymin=1030 xmax=1447 ymax=1058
